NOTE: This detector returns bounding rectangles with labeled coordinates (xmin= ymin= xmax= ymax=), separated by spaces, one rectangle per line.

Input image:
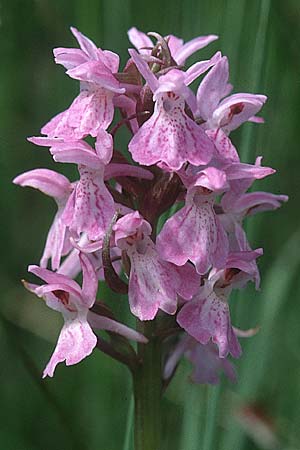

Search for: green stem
xmin=202 ymin=384 xmax=221 ymax=450
xmin=133 ymin=320 xmax=162 ymax=450
xmin=122 ymin=394 xmax=134 ymax=450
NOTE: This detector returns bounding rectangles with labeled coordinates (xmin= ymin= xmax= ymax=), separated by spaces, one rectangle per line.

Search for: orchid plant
xmin=14 ymin=26 xmax=287 ymax=450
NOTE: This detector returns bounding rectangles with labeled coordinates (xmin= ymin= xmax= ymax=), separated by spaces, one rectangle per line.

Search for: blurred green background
xmin=1 ymin=0 xmax=300 ymax=449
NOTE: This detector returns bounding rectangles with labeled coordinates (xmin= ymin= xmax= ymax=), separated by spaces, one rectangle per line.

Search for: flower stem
xmin=133 ymin=320 xmax=162 ymax=450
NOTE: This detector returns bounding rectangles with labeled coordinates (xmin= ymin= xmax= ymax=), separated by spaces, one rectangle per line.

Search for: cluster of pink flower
xmin=14 ymin=27 xmax=287 ymax=383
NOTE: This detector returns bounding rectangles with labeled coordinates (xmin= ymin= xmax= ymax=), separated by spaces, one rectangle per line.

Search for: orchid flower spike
xmin=14 ymin=26 xmax=287 ymax=388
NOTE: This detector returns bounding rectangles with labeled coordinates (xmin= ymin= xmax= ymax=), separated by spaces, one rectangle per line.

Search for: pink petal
xmin=35 ymin=282 xmax=82 ymax=301
xmin=102 ymin=50 xmax=120 ymax=72
xmin=113 ymin=211 xmax=152 ymax=249
xmin=88 ymin=312 xmax=148 ymax=343
xmin=185 ymin=51 xmax=222 ymax=86
xmin=127 ymin=244 xmax=179 ymax=320
xmin=40 ymin=207 xmax=72 ymax=270
xmin=95 ymin=129 xmax=113 ymax=165
xmin=62 ymin=166 xmax=115 ymax=241
xmin=248 ymin=115 xmax=265 ymax=124
xmin=104 ymin=163 xmax=154 ymax=181
xmin=216 ymin=93 xmax=267 ymax=132
xmin=166 ymin=34 xmax=184 ymax=57
xmin=177 ymin=293 xmax=241 ymax=358
xmin=57 ymin=248 xmax=81 ymax=279
xmin=28 ymin=136 xmax=69 ymax=148
xmin=42 ymin=89 xmax=115 ymax=139
xmin=194 ymin=167 xmax=228 ymax=192
xmin=68 ymin=89 xmax=115 ymax=135
xmin=128 ymin=95 xmax=213 ymax=170
xmin=13 ymin=169 xmax=72 ymax=199
xmin=206 ymin=128 xmax=240 ymax=163
xmin=127 ymin=27 xmax=153 ymax=53
xmin=70 ymin=236 xmax=103 ymax=254
xmin=233 ymin=326 xmax=259 ymax=338
xmin=54 ymin=47 xmax=88 ymax=70
xmin=43 ymin=315 xmax=97 ymax=377
xmin=154 ymin=70 xmax=197 ymax=113
xmin=80 ymin=253 xmax=98 ymax=308
xmin=173 ymin=35 xmax=218 ymax=65
xmin=218 ymin=159 xmax=275 ymax=204
xmin=213 ymin=216 xmax=229 ymax=270
xmin=157 ymin=204 xmax=205 ymax=268
xmin=28 ymin=265 xmax=81 ymax=295
xmin=51 ymin=145 xmax=103 ymax=169
xmin=41 ymin=109 xmax=79 ymax=140
xmin=128 ymin=49 xmax=158 ymax=93
xmin=157 ymin=197 xmax=228 ymax=274
xmin=55 ymin=28 xmax=120 ymax=80
xmin=70 ymin=27 xmax=99 ymax=60
xmin=154 ymin=69 xmax=186 ymax=97
xmin=175 ymin=263 xmax=201 ymax=300
xmin=231 ymin=191 xmax=289 ymax=216
xmin=67 ymin=61 xmax=123 ymax=93
xmin=196 ymin=56 xmax=229 ymax=120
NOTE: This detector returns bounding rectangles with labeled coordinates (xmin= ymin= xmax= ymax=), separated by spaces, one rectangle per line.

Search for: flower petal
xmin=88 ymin=312 xmax=148 ymax=343
xmin=206 ymin=128 xmax=240 ymax=163
xmin=40 ymin=208 xmax=72 ymax=270
xmin=13 ymin=169 xmax=72 ymax=199
xmin=128 ymin=49 xmax=158 ymax=93
xmin=41 ymin=89 xmax=115 ymax=139
xmin=196 ymin=56 xmax=229 ymax=120
xmin=50 ymin=144 xmax=103 ymax=168
xmin=67 ymin=61 xmax=123 ymax=93
xmin=230 ymin=191 xmax=289 ymax=216
xmin=70 ymin=26 xmax=99 ymax=60
xmin=127 ymin=27 xmax=153 ymax=53
xmin=157 ymin=197 xmax=228 ymax=274
xmin=28 ymin=265 xmax=81 ymax=294
xmin=95 ymin=129 xmax=113 ymax=165
xmin=215 ymin=93 xmax=267 ymax=132
xmin=80 ymin=253 xmax=98 ymax=308
xmin=43 ymin=315 xmax=97 ymax=377
xmin=184 ymin=51 xmax=222 ymax=86
xmin=128 ymin=95 xmax=213 ymax=170
xmin=62 ymin=166 xmax=115 ymax=241
xmin=128 ymin=247 xmax=179 ymax=320
xmin=54 ymin=47 xmax=88 ymax=70
xmin=177 ymin=292 xmax=241 ymax=358
xmin=173 ymin=34 xmax=218 ymax=65
xmin=104 ymin=163 xmax=153 ymax=180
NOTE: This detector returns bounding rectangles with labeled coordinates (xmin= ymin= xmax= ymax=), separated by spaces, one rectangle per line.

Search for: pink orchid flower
xmin=113 ymin=211 xmax=200 ymax=321
xmin=127 ymin=49 xmax=218 ymax=171
xmin=13 ymin=169 xmax=73 ymax=270
xmin=157 ymin=167 xmax=229 ymax=274
xmin=197 ymin=56 xmax=267 ymax=132
xmin=29 ymin=130 xmax=116 ymax=241
xmin=26 ymin=253 xmax=147 ymax=377
xmin=42 ymin=27 xmax=125 ymax=139
xmin=196 ymin=56 xmax=267 ymax=162
xmin=177 ymin=249 xmax=262 ymax=358
xmin=218 ymin=157 xmax=288 ymax=261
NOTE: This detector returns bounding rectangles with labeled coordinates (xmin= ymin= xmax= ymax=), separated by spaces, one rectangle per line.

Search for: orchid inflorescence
xmin=14 ymin=26 xmax=287 ymax=384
